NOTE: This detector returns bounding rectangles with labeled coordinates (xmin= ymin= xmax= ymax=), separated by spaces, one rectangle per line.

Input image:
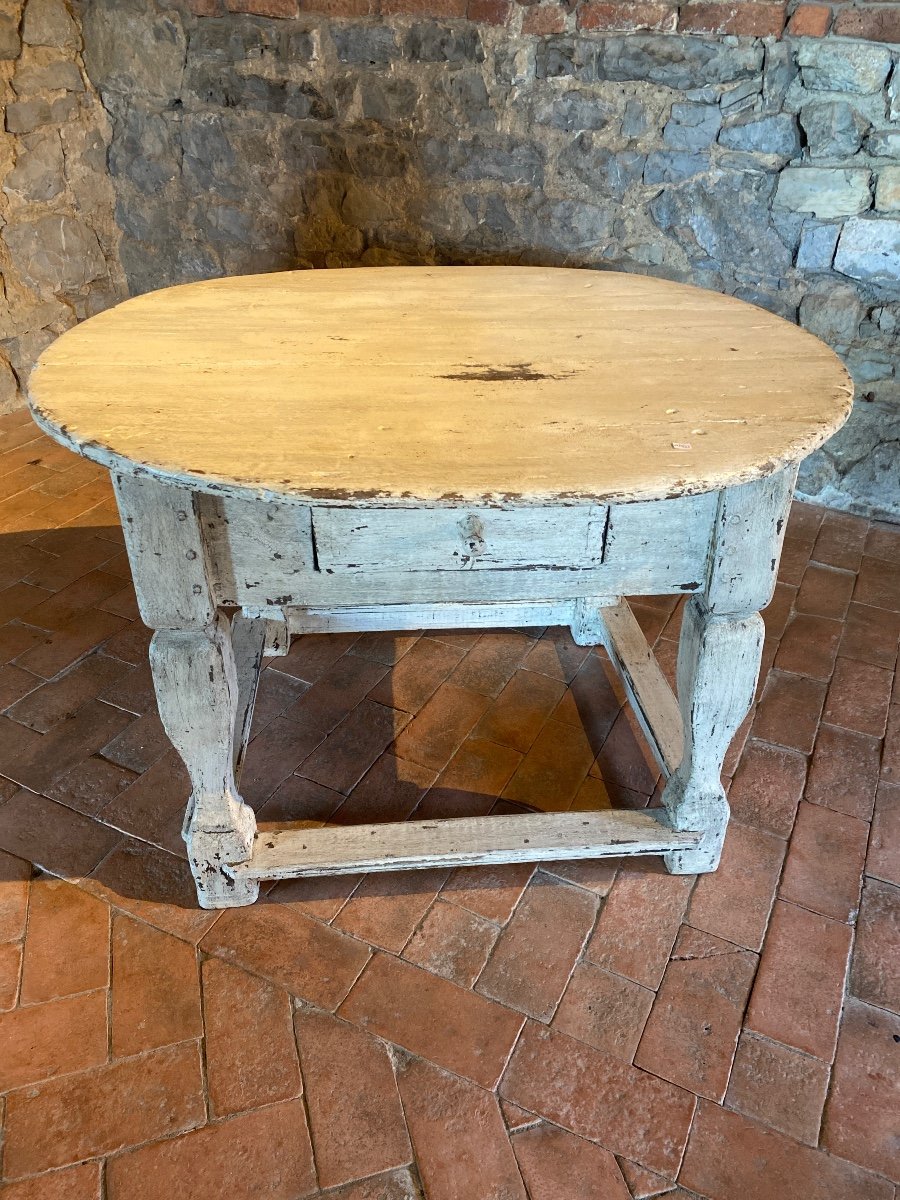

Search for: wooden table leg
xmin=662 ymin=470 xmax=795 ymax=873
xmin=114 ymin=473 xmax=260 ymax=909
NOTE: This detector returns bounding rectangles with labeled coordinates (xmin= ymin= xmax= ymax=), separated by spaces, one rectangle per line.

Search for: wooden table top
xmin=29 ymin=267 xmax=852 ymax=507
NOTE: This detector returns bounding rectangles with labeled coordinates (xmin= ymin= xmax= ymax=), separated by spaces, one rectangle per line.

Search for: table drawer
xmin=311 ymin=505 xmax=608 ymax=573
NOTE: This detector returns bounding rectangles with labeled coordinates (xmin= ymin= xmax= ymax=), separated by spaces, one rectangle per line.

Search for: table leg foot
xmin=661 ymin=596 xmax=763 ymax=875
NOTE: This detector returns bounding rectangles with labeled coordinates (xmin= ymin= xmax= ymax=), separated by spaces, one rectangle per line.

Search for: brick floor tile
xmin=396 ymin=1054 xmax=526 ymax=1200
xmin=442 ymin=860 xmax=533 ymax=924
xmin=541 ymin=852 xmax=619 ymax=894
xmin=45 ymin=754 xmax=137 ymax=817
xmin=725 ymin=740 xmax=806 ymax=839
xmin=0 ymin=846 xmax=31 ymax=942
xmin=746 ymin=899 xmax=852 ymax=1060
xmin=0 ymin=1162 xmax=102 ymax=1200
xmin=392 ymin=683 xmax=489 ymax=772
xmin=20 ymin=877 xmax=109 ymax=1003
xmin=24 ymin=570 xmax=125 ymax=633
xmin=101 ymin=621 xmax=150 ymax=666
xmin=350 ymin=631 xmax=419 ymax=666
xmin=318 ymin=1169 xmax=422 ymax=1200
xmin=105 ymin=1099 xmax=316 ymax=1200
xmin=524 ymin=626 xmax=589 ymax=682
xmin=285 ymin=652 xmax=389 ymax=734
xmin=0 ymin=989 xmax=107 ymax=1091
xmin=823 ymin=657 xmax=894 ymax=738
xmin=724 ymin=1030 xmax=829 ymax=1146
xmin=592 ymin=706 xmax=660 ymax=798
xmin=0 ymin=622 xmax=52 ymax=666
xmin=868 ymin=782 xmax=900 ymax=886
xmin=864 ymin=522 xmax=900 ymax=564
xmin=6 ymin=699 xmax=133 ymax=794
xmin=368 ymin=635 xmax=463 ymax=713
xmin=805 ymin=723 xmax=883 ymax=821
xmin=635 ymin=927 xmax=757 ymax=1101
xmin=759 ymin=581 xmax=795 ymax=642
xmin=448 ymin=630 xmax=532 ymax=697
xmin=501 ymin=719 xmax=596 ymax=812
xmin=501 ymin=1100 xmax=540 ymax=1131
xmin=773 ymin=613 xmax=841 ymax=680
xmin=249 ymin=665 xmax=309 ymax=733
xmin=276 ymin=631 xmax=359 ymax=683
xmin=268 ymin=872 xmax=360 ymax=921
xmin=586 ymin=866 xmax=692 ymax=989
xmin=476 ymin=871 xmax=597 ymax=1020
xmin=616 ymin=1159 xmax=675 ymax=1198
xmin=779 ymin=801 xmax=868 ymax=922
xmin=84 ymin=839 xmax=220 ymax=944
xmin=500 ymin=1022 xmax=695 ymax=1176
xmin=0 ymin=940 xmax=21 ymax=1009
xmin=551 ymin=651 xmax=622 ymax=750
xmin=330 ymin=752 xmax=436 ymax=826
xmin=850 ymin=877 xmax=899 ymax=1013
xmin=883 ymin=704 xmax=900 ymax=784
xmin=512 ymin=1121 xmax=632 ymax=1199
xmin=100 ymin=709 xmax=170 ymax=773
xmin=23 ymin=536 xmax=117 ymax=593
xmin=302 ymin=701 xmax=411 ymax=793
xmin=417 ymin=735 xmax=522 ymax=819
xmin=687 ymin=820 xmax=785 ymax=952
xmin=796 ymin=563 xmax=855 ymax=621
xmin=201 ymin=898 xmax=369 ymax=1009
xmin=839 ymin=602 xmax=900 ymax=669
xmin=4 ymin=1041 xmax=205 ymax=1178
xmin=681 ymin=1099 xmax=891 ymax=1200
xmin=0 ymin=790 xmax=121 ymax=880
xmin=629 ymin=602 xmax=672 ymax=646
xmin=553 ymin=961 xmax=654 ymax=1062
xmin=6 ymin=653 xmax=127 ymax=733
xmin=752 ymin=670 xmax=827 ymax=753
xmin=0 ymin=662 xmax=40 ymax=710
xmin=333 ymin=868 xmax=449 ymax=953
xmin=402 ymin=897 xmax=499 ymax=986
xmin=0 ymin=581 xmax=50 ymax=625
xmin=256 ymin=774 xmax=343 ymax=826
xmin=854 ymin=555 xmax=900 ymax=613
xmin=111 ymin=913 xmax=201 ymax=1056
xmin=98 ymin=750 xmax=192 ymax=855
xmin=777 ymin=536 xmax=816 ymax=589
xmin=240 ymin=715 xmax=325 ymax=806
xmin=339 ymin=952 xmax=523 ymax=1088
xmin=14 ymin=609 xmax=128 ymax=679
xmin=296 ymin=1008 xmax=410 ymax=1188
xmin=472 ymin=669 xmax=567 ymax=754
xmin=812 ymin=510 xmax=868 ymax=573
xmin=822 ymin=996 xmax=900 ymax=1179
xmin=202 ymin=957 xmax=300 ymax=1118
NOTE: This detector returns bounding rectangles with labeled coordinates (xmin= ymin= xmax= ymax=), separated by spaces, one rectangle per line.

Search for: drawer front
xmin=311 ymin=505 xmax=608 ymax=573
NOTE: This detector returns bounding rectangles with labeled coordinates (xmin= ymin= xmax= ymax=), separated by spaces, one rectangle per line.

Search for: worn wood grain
xmin=226 ymin=810 xmax=701 ymax=881
xmin=30 ymin=267 xmax=851 ymax=508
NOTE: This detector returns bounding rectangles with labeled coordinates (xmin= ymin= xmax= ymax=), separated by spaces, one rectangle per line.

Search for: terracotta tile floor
xmin=0 ymin=406 xmax=897 ymax=1199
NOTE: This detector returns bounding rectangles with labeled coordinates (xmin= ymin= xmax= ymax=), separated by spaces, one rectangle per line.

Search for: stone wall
xmin=3 ymin=0 xmax=899 ymax=517
xmin=0 ymin=0 xmax=125 ymax=412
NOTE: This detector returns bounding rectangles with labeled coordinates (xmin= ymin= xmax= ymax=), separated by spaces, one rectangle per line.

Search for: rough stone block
xmin=796 ymin=41 xmax=892 ymax=95
xmin=22 ymin=0 xmax=79 ymax=47
xmin=534 ymin=37 xmax=596 ymax=81
xmin=2 ymin=215 xmax=107 ymax=292
xmin=718 ymin=113 xmax=800 ymax=159
xmin=6 ymin=97 xmax=54 ymax=134
xmin=800 ymin=102 xmax=870 ymax=160
xmin=643 ymin=149 xmax=710 ymax=184
xmin=799 ymin=286 xmax=864 ymax=345
xmin=663 ymin=102 xmax=721 ymax=150
xmin=796 ymin=221 xmax=841 ymax=271
xmin=4 ymin=128 xmax=65 ymax=202
xmin=867 ymin=130 xmax=900 ymax=159
xmin=332 ymin=24 xmax=397 ymax=66
xmin=875 ymin=168 xmax=900 ymax=213
xmin=0 ymin=12 xmax=21 ymax=58
xmin=596 ymin=35 xmax=762 ymax=89
xmin=535 ymin=90 xmax=614 ymax=132
xmin=774 ymin=168 xmax=872 ymax=219
xmin=82 ymin=0 xmax=186 ymax=103
xmin=834 ymin=217 xmax=900 ymax=283
xmin=12 ymin=59 xmax=85 ymax=94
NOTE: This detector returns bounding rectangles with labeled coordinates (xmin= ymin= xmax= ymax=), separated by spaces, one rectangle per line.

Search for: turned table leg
xmin=114 ymin=472 xmax=260 ymax=908
xmin=662 ymin=469 xmax=795 ymax=874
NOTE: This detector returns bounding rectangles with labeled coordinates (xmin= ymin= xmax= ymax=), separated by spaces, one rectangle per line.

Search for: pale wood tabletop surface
xmin=29 ymin=266 xmax=853 ymax=507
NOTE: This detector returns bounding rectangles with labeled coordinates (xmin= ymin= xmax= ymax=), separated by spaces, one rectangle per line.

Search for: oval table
xmin=29 ymin=267 xmax=852 ymax=908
